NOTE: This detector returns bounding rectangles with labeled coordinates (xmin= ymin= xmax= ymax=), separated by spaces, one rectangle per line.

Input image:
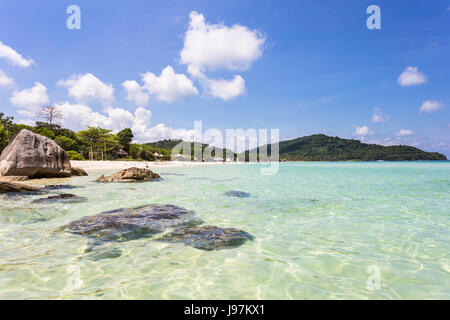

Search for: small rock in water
xmin=65 ymin=204 xmax=202 ymax=242
xmin=42 ymin=184 xmax=81 ymax=191
xmin=32 ymin=193 xmax=86 ymax=203
xmin=224 ymin=190 xmax=251 ymax=198
xmin=158 ymin=225 xmax=254 ymax=251
xmin=96 ymin=167 xmax=161 ymax=183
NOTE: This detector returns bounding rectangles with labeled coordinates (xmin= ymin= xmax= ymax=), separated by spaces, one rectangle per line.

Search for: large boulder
xmin=96 ymin=167 xmax=161 ymax=183
xmin=0 ymin=129 xmax=71 ymax=178
xmin=0 ymin=181 xmax=40 ymax=193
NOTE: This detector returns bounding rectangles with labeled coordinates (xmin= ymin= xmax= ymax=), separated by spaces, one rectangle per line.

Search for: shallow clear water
xmin=0 ymin=162 xmax=449 ymax=299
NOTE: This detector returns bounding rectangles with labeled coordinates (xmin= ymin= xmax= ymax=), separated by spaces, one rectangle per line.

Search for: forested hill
xmin=146 ymin=139 xmax=236 ymax=159
xmin=250 ymin=134 xmax=447 ymax=161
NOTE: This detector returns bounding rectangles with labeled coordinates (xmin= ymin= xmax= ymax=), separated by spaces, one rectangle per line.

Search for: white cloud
xmin=56 ymin=102 xmax=135 ymax=131
xmin=141 ymin=66 xmax=198 ymax=103
xmin=0 ymin=69 xmax=14 ymax=87
xmin=122 ymin=80 xmax=149 ymax=106
xmin=420 ymin=100 xmax=444 ymax=113
xmin=180 ymin=11 xmax=265 ymax=73
xmin=397 ymin=66 xmax=427 ymax=87
xmin=355 ymin=125 xmax=373 ymax=136
xmin=0 ymin=41 xmax=34 ymax=67
xmin=53 ymin=102 xmax=196 ymax=143
xmin=57 ymin=73 xmax=115 ymax=106
xmin=371 ymin=108 xmax=389 ymax=123
xmin=396 ymin=129 xmax=414 ymax=136
xmin=16 ymin=119 xmax=35 ymax=126
xmin=180 ymin=11 xmax=264 ymax=101
xmin=10 ymin=82 xmax=50 ymax=117
xmin=206 ymin=75 xmax=245 ymax=101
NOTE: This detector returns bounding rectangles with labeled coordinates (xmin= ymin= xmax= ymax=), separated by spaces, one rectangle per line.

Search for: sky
xmin=0 ymin=0 xmax=449 ymax=155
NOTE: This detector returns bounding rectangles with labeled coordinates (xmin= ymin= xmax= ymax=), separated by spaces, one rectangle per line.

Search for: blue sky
xmin=0 ymin=0 xmax=449 ymax=155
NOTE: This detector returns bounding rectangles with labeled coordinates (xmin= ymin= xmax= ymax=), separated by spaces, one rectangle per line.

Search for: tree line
xmin=0 ymin=111 xmax=171 ymax=161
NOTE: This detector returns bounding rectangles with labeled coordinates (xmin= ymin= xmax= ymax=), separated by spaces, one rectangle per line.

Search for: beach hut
xmin=173 ymin=154 xmax=187 ymax=161
xmin=116 ymin=148 xmax=129 ymax=158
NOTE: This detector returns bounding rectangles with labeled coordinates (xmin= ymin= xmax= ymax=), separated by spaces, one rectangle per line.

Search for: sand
xmin=70 ymin=160 xmax=237 ymax=171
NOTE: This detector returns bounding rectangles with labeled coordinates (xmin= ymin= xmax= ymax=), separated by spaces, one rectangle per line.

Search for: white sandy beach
xmin=70 ymin=160 xmax=238 ymax=171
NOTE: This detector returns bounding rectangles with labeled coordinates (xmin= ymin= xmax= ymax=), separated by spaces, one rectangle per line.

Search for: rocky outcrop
xmin=0 ymin=129 xmax=71 ymax=178
xmin=0 ymin=181 xmax=40 ymax=193
xmin=96 ymin=167 xmax=161 ymax=183
xmin=71 ymin=167 xmax=88 ymax=176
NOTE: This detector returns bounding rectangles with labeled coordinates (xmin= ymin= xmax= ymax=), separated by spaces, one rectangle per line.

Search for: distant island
xmin=248 ymin=134 xmax=447 ymax=161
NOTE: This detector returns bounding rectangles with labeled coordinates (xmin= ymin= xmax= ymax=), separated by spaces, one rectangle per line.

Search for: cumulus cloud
xmin=10 ymin=82 xmax=50 ymax=117
xmin=0 ymin=69 xmax=14 ymax=87
xmin=354 ymin=125 xmax=373 ymax=136
xmin=396 ymin=129 xmax=414 ymax=136
xmin=122 ymin=80 xmax=149 ymax=106
xmin=141 ymin=66 xmax=198 ymax=103
xmin=420 ymin=100 xmax=443 ymax=113
xmin=397 ymin=66 xmax=427 ymax=87
xmin=206 ymin=75 xmax=245 ymax=101
xmin=57 ymin=73 xmax=115 ymax=106
xmin=180 ymin=11 xmax=264 ymax=101
xmin=0 ymin=41 xmax=34 ymax=67
xmin=180 ymin=11 xmax=265 ymax=73
xmin=371 ymin=108 xmax=389 ymax=123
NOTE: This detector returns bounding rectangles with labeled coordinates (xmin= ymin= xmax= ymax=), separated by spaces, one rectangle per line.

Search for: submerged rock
xmin=84 ymin=245 xmax=122 ymax=261
xmin=32 ymin=193 xmax=86 ymax=203
xmin=42 ymin=184 xmax=81 ymax=191
xmin=96 ymin=167 xmax=161 ymax=183
xmin=158 ymin=225 xmax=254 ymax=251
xmin=65 ymin=204 xmax=202 ymax=242
xmin=0 ymin=129 xmax=71 ymax=178
xmin=0 ymin=181 xmax=40 ymax=194
xmin=71 ymin=167 xmax=88 ymax=176
xmin=224 ymin=190 xmax=251 ymax=198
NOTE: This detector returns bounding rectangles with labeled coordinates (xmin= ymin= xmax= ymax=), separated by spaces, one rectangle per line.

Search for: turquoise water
xmin=0 ymin=162 xmax=449 ymax=299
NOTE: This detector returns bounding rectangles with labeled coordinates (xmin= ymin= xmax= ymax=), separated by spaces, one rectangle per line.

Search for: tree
xmin=37 ymin=127 xmax=55 ymax=139
xmin=76 ymin=127 xmax=120 ymax=160
xmin=117 ymin=128 xmax=134 ymax=153
xmin=40 ymin=106 xmax=63 ymax=125
xmin=0 ymin=122 xmax=9 ymax=152
xmin=54 ymin=135 xmax=78 ymax=151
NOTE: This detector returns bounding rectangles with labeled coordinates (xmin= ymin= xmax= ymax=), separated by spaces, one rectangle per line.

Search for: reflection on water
xmin=0 ymin=162 xmax=449 ymax=299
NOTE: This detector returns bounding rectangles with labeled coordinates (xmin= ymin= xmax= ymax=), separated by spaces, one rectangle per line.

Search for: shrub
xmin=67 ymin=150 xmax=84 ymax=160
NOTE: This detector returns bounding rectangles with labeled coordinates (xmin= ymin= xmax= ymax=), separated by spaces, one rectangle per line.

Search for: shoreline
xmin=70 ymin=160 xmax=240 ymax=171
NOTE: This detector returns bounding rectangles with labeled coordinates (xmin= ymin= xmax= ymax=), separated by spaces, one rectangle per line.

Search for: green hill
xmin=247 ymin=134 xmax=447 ymax=161
xmin=145 ymin=139 xmax=236 ymax=160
